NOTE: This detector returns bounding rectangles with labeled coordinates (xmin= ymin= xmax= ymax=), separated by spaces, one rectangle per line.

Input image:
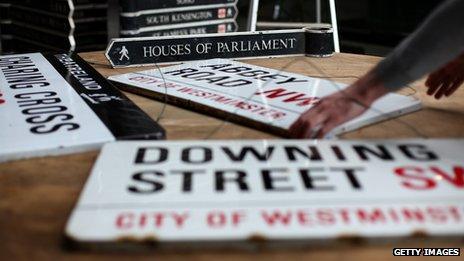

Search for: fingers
xmin=289 ymin=105 xmax=318 ymax=138
xmin=302 ymin=122 xmax=325 ymax=139
xmin=426 ymin=75 xmax=442 ymax=96
xmin=444 ymin=76 xmax=464 ymax=97
xmin=426 ymin=68 xmax=447 ymax=94
xmin=434 ymin=79 xmax=453 ymax=99
xmin=426 ymin=55 xmax=464 ymax=99
xmin=425 ymin=73 xmax=459 ymax=99
xmin=289 ymin=103 xmax=329 ymax=139
xmin=288 ymin=118 xmax=303 ymax=138
xmin=426 ymin=69 xmax=450 ymax=97
xmin=297 ymin=111 xmax=329 ymax=139
xmin=315 ymin=117 xmax=339 ymax=139
xmin=426 ymin=75 xmax=463 ymax=99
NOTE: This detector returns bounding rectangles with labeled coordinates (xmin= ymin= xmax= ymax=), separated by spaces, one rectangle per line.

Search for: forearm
xmin=373 ymin=0 xmax=464 ymax=90
xmin=346 ymin=70 xmax=389 ymax=105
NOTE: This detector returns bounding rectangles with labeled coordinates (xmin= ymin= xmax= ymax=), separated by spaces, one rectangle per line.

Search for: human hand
xmin=289 ymin=91 xmax=368 ymax=138
xmin=425 ymin=53 xmax=464 ymax=99
xmin=289 ymin=71 xmax=389 ymax=139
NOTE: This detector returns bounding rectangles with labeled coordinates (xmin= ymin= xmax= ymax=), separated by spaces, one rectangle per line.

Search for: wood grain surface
xmin=1 ymin=52 xmax=463 ymax=260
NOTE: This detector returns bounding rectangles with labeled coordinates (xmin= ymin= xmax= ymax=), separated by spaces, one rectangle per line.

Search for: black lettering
xmin=299 ymin=168 xmax=334 ymax=191
xmin=21 ymin=105 xmax=67 ymax=115
xmin=200 ymin=64 xmax=232 ymax=70
xmin=331 ymin=167 xmax=364 ymax=189
xmin=172 ymin=170 xmax=205 ymax=192
xmin=182 ymin=72 xmax=215 ymax=79
xmin=17 ymin=97 xmax=61 ymax=107
xmin=164 ymin=68 xmax=197 ymax=76
xmin=221 ymin=146 xmax=274 ymax=162
xmin=25 ymin=113 xmax=73 ymax=124
xmin=128 ymin=171 xmax=164 ymax=193
xmin=219 ymin=66 xmax=252 ymax=73
xmin=331 ymin=145 xmax=346 ymax=160
xmin=353 ymin=145 xmax=394 ymax=161
xmin=14 ymin=91 xmax=56 ymax=99
xmin=215 ymin=170 xmax=249 ymax=192
xmin=216 ymin=79 xmax=252 ymax=87
xmin=181 ymin=146 xmax=212 ymax=164
xmin=284 ymin=146 xmax=322 ymax=161
xmin=399 ymin=144 xmax=438 ymax=161
xmin=262 ymin=168 xmax=293 ymax=192
xmin=134 ymin=147 xmax=168 ymax=164
xmin=30 ymin=122 xmax=79 ymax=134
xmin=10 ymin=83 xmax=49 ymax=89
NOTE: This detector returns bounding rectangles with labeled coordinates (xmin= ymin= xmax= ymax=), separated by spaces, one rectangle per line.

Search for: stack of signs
xmin=66 ymin=139 xmax=464 ymax=248
xmin=0 ymin=0 xmax=11 ymax=53
xmin=2 ymin=0 xmax=109 ymax=53
xmin=0 ymin=53 xmax=165 ymax=162
xmin=119 ymin=0 xmax=238 ymax=38
xmin=109 ymin=59 xmax=421 ymax=137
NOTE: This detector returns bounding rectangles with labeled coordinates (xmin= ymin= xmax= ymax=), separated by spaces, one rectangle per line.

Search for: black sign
xmin=121 ymin=21 xmax=238 ymax=37
xmin=45 ymin=52 xmax=165 ymax=140
xmin=120 ymin=0 xmax=237 ymax=13
xmin=9 ymin=0 xmax=108 ymax=17
xmin=120 ymin=5 xmax=238 ymax=32
xmin=0 ymin=2 xmax=10 ymax=19
xmin=106 ymin=28 xmax=334 ymax=67
xmin=9 ymin=6 xmax=107 ymax=34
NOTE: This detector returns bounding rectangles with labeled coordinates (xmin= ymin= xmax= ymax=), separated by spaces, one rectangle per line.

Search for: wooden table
xmin=1 ymin=52 xmax=463 ymax=260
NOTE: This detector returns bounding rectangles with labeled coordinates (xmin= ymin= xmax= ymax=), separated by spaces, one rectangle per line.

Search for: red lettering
xmin=394 ymin=166 xmax=436 ymax=190
xmin=116 ymin=213 xmax=134 ymax=229
xmin=255 ymin=88 xmax=296 ymax=99
xmin=129 ymin=76 xmax=160 ymax=84
xmin=402 ymin=208 xmax=425 ymax=223
xmin=283 ymin=93 xmax=320 ymax=106
xmin=153 ymin=213 xmax=165 ymax=227
xmin=449 ymin=206 xmax=462 ymax=221
xmin=255 ymin=88 xmax=319 ymax=107
xmin=296 ymin=210 xmax=313 ymax=226
xmin=211 ymin=96 xmax=233 ymax=103
xmin=426 ymin=207 xmax=448 ymax=223
xmin=357 ymin=209 xmax=386 ymax=224
xmin=338 ymin=209 xmax=351 ymax=224
xmin=316 ymin=210 xmax=336 ymax=225
xmin=139 ymin=213 xmax=147 ymax=227
xmin=430 ymin=166 xmax=464 ymax=188
xmin=261 ymin=210 xmax=292 ymax=226
xmin=177 ymin=87 xmax=194 ymax=93
xmin=172 ymin=212 xmax=189 ymax=228
xmin=207 ymin=211 xmax=227 ymax=228
xmin=232 ymin=211 xmax=246 ymax=226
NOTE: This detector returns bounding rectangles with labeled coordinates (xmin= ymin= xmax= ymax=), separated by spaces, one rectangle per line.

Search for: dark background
xmin=0 ymin=0 xmax=442 ymax=56
xmin=256 ymin=0 xmax=442 ymax=56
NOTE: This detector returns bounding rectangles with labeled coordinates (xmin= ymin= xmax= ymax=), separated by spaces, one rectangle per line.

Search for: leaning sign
xmin=0 ymin=53 xmax=165 ymax=162
xmin=106 ymin=27 xmax=335 ymax=67
xmin=66 ymin=139 xmax=464 ymax=249
xmin=109 ymin=59 xmax=421 ymax=137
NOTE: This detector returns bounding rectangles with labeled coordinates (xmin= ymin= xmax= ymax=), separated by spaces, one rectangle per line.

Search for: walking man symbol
xmin=119 ymin=46 xmax=130 ymax=61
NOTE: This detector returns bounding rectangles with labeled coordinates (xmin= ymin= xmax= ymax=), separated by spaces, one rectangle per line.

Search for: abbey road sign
xmin=108 ymin=59 xmax=421 ymax=137
xmin=66 ymin=139 xmax=464 ymax=249
xmin=0 ymin=52 xmax=165 ymax=162
xmin=106 ymin=27 xmax=335 ymax=67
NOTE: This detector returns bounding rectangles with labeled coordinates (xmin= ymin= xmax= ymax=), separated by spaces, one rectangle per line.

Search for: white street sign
xmin=66 ymin=139 xmax=464 ymax=248
xmin=0 ymin=53 xmax=164 ymax=162
xmin=109 ymin=59 xmax=421 ymax=137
